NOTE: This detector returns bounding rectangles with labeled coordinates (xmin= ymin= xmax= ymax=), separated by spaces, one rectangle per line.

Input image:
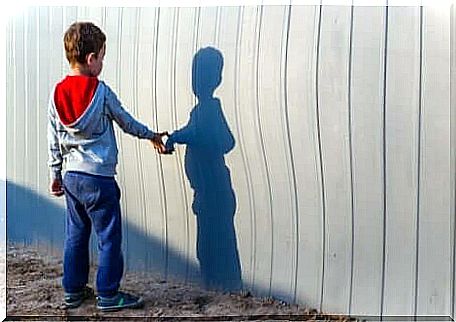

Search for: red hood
xmin=54 ymin=75 xmax=99 ymax=126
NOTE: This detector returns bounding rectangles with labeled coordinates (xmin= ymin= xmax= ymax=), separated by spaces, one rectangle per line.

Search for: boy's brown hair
xmin=64 ymin=22 xmax=106 ymax=66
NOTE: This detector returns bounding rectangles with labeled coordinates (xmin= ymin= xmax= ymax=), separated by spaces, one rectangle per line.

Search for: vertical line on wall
xmin=152 ymin=7 xmax=169 ymax=279
xmin=101 ymin=7 xmax=106 ymax=30
xmin=24 ymin=11 xmax=29 ymax=189
xmin=61 ymin=9 xmax=65 ymax=80
xmin=171 ymin=8 xmax=178 ymax=159
xmin=171 ymin=7 xmax=190 ymax=282
xmin=190 ymin=5 xmax=202 ymax=280
xmin=215 ymin=6 xmax=221 ymax=46
xmin=315 ymin=1 xmax=326 ymax=312
xmin=413 ymin=4 xmax=424 ymax=318
xmin=134 ymin=7 xmax=148 ymax=263
xmin=255 ymin=4 xmax=274 ymax=297
xmin=179 ymin=8 xmax=193 ymax=283
xmin=194 ymin=7 xmax=201 ymax=108
xmin=450 ymin=3 xmax=456 ymax=318
xmin=348 ymin=0 xmax=355 ymax=315
xmin=36 ymin=9 xmax=41 ymax=197
xmin=195 ymin=6 xmax=201 ymax=53
xmin=176 ymin=7 xmax=190 ymax=281
xmin=12 ymin=15 xmax=19 ymax=243
xmin=282 ymin=4 xmax=299 ymax=303
xmin=115 ymin=8 xmax=130 ymax=266
xmin=5 ymin=18 xmax=11 ymax=234
xmin=380 ymin=1 xmax=389 ymax=318
xmin=13 ymin=17 xmax=17 ymax=185
xmin=169 ymin=8 xmax=177 ymax=257
xmin=234 ymin=5 xmax=257 ymax=291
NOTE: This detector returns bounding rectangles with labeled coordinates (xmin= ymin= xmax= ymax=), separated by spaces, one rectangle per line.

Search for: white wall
xmin=6 ymin=4 xmax=455 ymax=316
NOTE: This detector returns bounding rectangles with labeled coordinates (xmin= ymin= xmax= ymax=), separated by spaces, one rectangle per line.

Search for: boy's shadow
xmin=168 ymin=47 xmax=242 ymax=291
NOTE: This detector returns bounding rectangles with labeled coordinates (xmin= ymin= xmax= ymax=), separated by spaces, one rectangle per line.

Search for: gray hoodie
xmin=47 ymin=79 xmax=156 ymax=181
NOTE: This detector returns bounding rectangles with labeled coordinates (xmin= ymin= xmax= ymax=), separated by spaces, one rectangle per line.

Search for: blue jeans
xmin=62 ymin=171 xmax=123 ymax=297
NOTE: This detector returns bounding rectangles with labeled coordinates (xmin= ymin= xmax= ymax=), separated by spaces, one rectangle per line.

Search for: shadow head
xmin=192 ymin=47 xmax=224 ymax=99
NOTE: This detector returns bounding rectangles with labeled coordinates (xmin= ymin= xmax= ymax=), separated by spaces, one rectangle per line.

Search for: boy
xmin=47 ymin=21 xmax=167 ymax=311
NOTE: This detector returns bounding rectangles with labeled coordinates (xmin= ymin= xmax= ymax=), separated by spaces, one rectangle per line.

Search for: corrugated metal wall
xmin=6 ymin=4 xmax=455 ymax=316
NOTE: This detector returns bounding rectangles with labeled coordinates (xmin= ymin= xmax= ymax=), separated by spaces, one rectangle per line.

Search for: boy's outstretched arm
xmin=47 ymin=95 xmax=64 ymax=197
xmin=105 ymin=84 xmax=166 ymax=153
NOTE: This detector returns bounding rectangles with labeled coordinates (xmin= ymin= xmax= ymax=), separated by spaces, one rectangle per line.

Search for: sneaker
xmin=64 ymin=286 xmax=94 ymax=309
xmin=97 ymin=291 xmax=144 ymax=312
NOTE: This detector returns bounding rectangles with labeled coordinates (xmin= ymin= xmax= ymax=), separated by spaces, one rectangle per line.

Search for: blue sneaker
xmin=97 ymin=291 xmax=144 ymax=312
xmin=64 ymin=286 xmax=94 ymax=309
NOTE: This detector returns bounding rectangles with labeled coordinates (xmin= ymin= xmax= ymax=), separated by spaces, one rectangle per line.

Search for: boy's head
xmin=64 ymin=22 xmax=106 ymax=77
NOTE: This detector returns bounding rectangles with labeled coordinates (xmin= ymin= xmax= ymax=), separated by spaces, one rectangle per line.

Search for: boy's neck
xmin=69 ymin=64 xmax=93 ymax=77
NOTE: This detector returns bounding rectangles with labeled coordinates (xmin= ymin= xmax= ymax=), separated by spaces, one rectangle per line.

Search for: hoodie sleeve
xmin=104 ymin=84 xmax=156 ymax=140
xmin=47 ymin=90 xmax=63 ymax=181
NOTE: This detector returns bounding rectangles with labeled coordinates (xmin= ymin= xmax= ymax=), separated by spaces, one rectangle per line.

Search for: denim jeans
xmin=62 ymin=171 xmax=123 ymax=297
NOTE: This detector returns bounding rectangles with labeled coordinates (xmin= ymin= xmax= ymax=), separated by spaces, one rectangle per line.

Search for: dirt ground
xmin=6 ymin=243 xmax=356 ymax=321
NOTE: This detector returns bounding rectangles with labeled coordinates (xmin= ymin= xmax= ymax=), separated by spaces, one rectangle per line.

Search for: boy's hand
xmin=151 ymin=132 xmax=168 ymax=154
xmin=49 ymin=179 xmax=64 ymax=197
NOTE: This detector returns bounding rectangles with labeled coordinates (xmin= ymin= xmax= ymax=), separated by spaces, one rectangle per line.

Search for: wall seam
xmin=380 ymin=1 xmax=389 ymax=318
xmin=282 ymin=4 xmax=299 ymax=303
xmin=413 ymin=4 xmax=424 ymax=318
xmin=315 ymin=1 xmax=326 ymax=312
xmin=255 ymin=4 xmax=275 ymax=297
xmin=348 ymin=0 xmax=355 ymax=315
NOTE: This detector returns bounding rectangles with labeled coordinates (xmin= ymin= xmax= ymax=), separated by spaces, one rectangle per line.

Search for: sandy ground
xmin=6 ymin=243 xmax=356 ymax=321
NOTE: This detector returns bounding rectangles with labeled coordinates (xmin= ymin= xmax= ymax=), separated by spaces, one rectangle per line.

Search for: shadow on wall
xmin=168 ymin=47 xmax=242 ymax=291
xmin=6 ymin=180 xmax=199 ymax=281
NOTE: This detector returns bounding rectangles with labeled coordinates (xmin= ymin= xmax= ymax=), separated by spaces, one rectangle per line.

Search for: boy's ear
xmin=86 ymin=52 xmax=96 ymax=65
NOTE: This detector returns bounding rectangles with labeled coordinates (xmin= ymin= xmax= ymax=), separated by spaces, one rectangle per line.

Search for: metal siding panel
xmin=116 ymin=8 xmax=148 ymax=270
xmin=135 ymin=7 xmax=156 ymax=271
xmin=198 ymin=7 xmax=218 ymax=48
xmin=149 ymin=7 xmax=168 ymax=277
xmin=216 ymin=6 xmax=254 ymax=289
xmin=258 ymin=5 xmax=296 ymax=301
xmin=14 ymin=12 xmax=26 ymax=189
xmin=349 ymin=6 xmax=385 ymax=316
xmin=451 ymin=3 xmax=456 ymax=319
xmin=235 ymin=6 xmax=274 ymax=296
xmin=416 ymin=6 xmax=451 ymax=315
xmin=155 ymin=7 xmax=178 ymax=278
xmin=25 ymin=8 xmax=40 ymax=246
xmin=287 ymin=5 xmax=324 ymax=309
xmin=318 ymin=5 xmax=353 ymax=313
xmin=159 ymin=7 xmax=190 ymax=278
xmin=173 ymin=7 xmax=200 ymax=282
xmin=76 ymin=6 xmax=104 ymax=26
xmin=37 ymin=7 xmax=51 ymax=210
xmin=6 ymin=19 xmax=15 ymax=183
xmin=135 ymin=6 xmax=174 ymax=276
xmin=26 ymin=8 xmax=38 ymax=193
xmin=383 ymin=6 xmax=421 ymax=315
xmin=451 ymin=4 xmax=456 ymax=318
xmin=135 ymin=6 xmax=158 ymax=271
